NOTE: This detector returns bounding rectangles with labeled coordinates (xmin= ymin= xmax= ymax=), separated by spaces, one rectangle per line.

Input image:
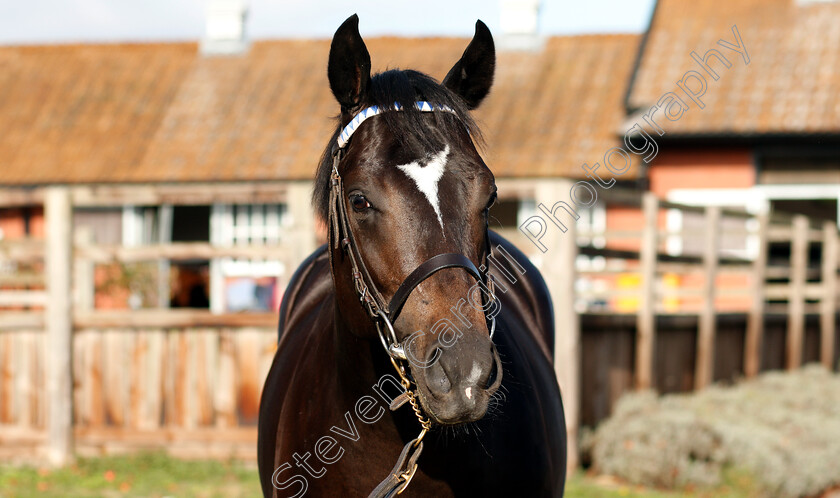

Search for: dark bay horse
xmin=258 ymin=15 xmax=566 ymax=497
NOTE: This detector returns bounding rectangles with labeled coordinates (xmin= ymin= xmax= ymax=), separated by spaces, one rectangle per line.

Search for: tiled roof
xmin=627 ymin=0 xmax=840 ymax=136
xmin=0 ymin=44 xmax=195 ymax=184
xmin=482 ymin=35 xmax=641 ymax=178
xmin=0 ymin=34 xmax=640 ymax=185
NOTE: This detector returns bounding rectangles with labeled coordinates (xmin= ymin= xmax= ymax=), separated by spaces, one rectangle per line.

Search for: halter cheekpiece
xmin=328 ymin=101 xmax=498 ymax=498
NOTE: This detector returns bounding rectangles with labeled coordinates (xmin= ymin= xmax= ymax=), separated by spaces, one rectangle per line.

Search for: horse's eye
xmin=350 ymin=194 xmax=372 ymax=212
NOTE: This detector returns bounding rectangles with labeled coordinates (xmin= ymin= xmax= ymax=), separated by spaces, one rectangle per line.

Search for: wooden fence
xmin=1 ymin=182 xmax=839 ymax=471
xmin=571 ymin=191 xmax=839 ymax=382
xmin=1 ymin=321 xmax=276 ymax=461
xmin=0 ymin=184 xmax=314 ymax=465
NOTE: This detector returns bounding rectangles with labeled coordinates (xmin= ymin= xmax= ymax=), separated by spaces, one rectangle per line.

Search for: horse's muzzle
xmin=415 ymin=339 xmax=503 ymax=425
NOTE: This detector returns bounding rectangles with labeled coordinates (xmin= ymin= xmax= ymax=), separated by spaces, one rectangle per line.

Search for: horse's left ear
xmin=443 ymin=20 xmax=495 ymax=110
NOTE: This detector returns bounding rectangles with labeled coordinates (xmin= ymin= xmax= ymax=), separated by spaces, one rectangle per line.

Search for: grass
xmin=0 ymin=452 xmax=261 ymax=498
xmin=0 ymin=453 xmax=761 ymax=497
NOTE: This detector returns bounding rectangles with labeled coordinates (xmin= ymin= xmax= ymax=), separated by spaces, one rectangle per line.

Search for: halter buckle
xmin=395 ymin=463 xmax=419 ymax=495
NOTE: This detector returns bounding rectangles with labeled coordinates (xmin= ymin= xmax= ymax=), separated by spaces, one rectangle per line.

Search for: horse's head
xmin=316 ymin=15 xmax=502 ymax=425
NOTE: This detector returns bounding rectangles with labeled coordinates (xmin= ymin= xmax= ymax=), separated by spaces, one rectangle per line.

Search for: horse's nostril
xmin=426 ymin=347 xmax=442 ymax=367
xmin=426 ymin=353 xmax=451 ymax=395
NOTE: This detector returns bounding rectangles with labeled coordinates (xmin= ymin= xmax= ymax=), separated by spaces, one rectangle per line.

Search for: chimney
xmin=201 ymin=0 xmax=249 ymax=56
xmin=498 ymin=0 xmax=543 ymax=51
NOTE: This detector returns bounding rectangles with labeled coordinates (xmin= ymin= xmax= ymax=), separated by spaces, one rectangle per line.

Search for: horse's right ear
xmin=328 ymin=14 xmax=372 ymax=112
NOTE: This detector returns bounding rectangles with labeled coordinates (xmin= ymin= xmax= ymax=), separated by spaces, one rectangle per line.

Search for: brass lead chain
xmin=404 ymin=386 xmax=431 ymax=444
xmin=381 ymin=357 xmax=431 ymax=496
xmin=389 ymin=357 xmax=432 ymax=443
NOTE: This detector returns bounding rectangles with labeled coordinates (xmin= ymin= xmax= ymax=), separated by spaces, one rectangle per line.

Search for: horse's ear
xmin=443 ymin=20 xmax=495 ymax=110
xmin=328 ymin=14 xmax=372 ymax=112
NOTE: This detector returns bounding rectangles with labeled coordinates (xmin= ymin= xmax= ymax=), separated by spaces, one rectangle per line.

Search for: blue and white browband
xmin=336 ymin=101 xmax=457 ymax=149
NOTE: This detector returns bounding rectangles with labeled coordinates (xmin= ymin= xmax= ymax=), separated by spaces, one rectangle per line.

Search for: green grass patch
xmin=0 ymin=452 xmax=261 ymax=497
xmin=0 ymin=453 xmax=761 ymax=497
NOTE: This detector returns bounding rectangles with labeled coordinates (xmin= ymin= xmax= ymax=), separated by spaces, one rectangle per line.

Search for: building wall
xmin=603 ymin=149 xmax=754 ymax=252
xmin=648 ymin=148 xmax=755 ymax=197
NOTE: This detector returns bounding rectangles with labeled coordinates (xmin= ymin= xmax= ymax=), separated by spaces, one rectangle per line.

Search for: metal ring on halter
xmin=484 ymin=274 xmax=497 ymax=341
xmin=375 ymin=310 xmax=408 ymax=361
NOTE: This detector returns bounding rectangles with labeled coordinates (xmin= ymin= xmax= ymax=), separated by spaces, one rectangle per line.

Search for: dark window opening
xmin=169 ymin=206 xmax=211 ymax=308
xmin=770 ymin=199 xmax=837 ymax=224
xmin=170 ymin=262 xmax=210 ymax=309
xmin=171 ymin=205 xmax=211 ymax=242
xmin=22 ymin=207 xmax=32 ymax=236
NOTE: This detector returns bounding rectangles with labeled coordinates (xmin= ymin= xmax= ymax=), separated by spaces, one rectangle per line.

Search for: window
xmin=171 ymin=205 xmax=211 ymax=242
xmin=74 ymin=208 xmax=122 ymax=245
xmin=210 ymin=203 xmax=290 ymax=313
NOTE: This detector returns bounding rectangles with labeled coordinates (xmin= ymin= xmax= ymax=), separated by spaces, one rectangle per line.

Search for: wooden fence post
xmin=45 ymin=187 xmax=74 ymax=466
xmin=156 ymin=204 xmax=173 ymax=309
xmin=787 ymin=215 xmax=808 ymax=370
xmin=821 ymin=221 xmax=838 ymax=370
xmin=695 ymin=206 xmax=720 ymax=389
xmin=537 ymin=180 xmax=580 ymax=473
xmin=745 ymin=213 xmax=768 ymax=377
xmin=636 ymin=192 xmax=658 ymax=390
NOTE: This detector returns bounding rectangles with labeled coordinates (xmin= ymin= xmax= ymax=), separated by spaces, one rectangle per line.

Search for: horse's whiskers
xmin=484 ymin=389 xmax=506 ymax=419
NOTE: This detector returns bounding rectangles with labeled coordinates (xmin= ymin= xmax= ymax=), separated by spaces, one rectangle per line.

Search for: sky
xmin=0 ymin=0 xmax=656 ymax=45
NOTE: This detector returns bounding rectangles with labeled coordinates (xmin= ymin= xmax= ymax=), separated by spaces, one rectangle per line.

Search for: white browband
xmin=336 ymin=101 xmax=457 ymax=149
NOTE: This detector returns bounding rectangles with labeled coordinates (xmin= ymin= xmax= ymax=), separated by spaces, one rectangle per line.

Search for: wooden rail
xmin=76 ymin=243 xmax=291 ymax=263
xmin=0 ymin=238 xmax=44 ymax=262
xmin=74 ymin=310 xmax=277 ymax=329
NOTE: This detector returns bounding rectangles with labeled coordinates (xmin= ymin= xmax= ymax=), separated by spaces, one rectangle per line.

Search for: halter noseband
xmin=328 ymin=101 xmax=496 ymax=361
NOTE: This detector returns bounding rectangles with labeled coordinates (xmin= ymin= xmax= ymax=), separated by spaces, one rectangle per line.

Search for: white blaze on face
xmin=396 ymin=145 xmax=450 ymax=231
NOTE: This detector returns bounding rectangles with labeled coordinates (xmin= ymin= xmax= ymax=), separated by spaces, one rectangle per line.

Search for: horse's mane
xmin=312 ymin=69 xmax=484 ymax=223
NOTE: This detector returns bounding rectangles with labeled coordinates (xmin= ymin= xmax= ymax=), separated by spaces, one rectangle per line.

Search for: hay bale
xmin=587 ymin=365 xmax=840 ymax=497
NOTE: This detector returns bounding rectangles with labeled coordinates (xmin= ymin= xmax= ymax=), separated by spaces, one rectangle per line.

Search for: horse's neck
xmin=330 ymin=302 xmax=388 ymax=404
xmin=326 ymin=243 xmax=404 ymax=418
